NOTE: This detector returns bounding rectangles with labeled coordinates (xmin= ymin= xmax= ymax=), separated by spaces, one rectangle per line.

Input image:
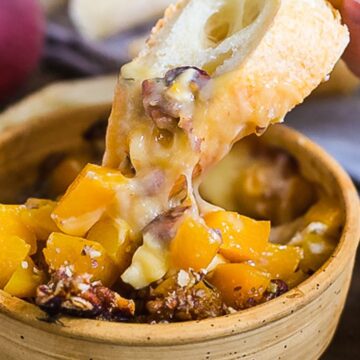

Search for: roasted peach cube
xmin=256 ymin=243 xmax=303 ymax=281
xmin=151 ymin=275 xmax=178 ymax=297
xmin=0 ymin=204 xmax=37 ymax=254
xmin=52 ymin=164 xmax=127 ymax=237
xmin=291 ymin=199 xmax=339 ymax=274
xmin=48 ymin=156 xmax=88 ymax=196
xmin=4 ymin=257 xmax=45 ymax=298
xmin=205 ymin=211 xmax=270 ymax=262
xmin=43 ymin=232 xmax=118 ymax=287
xmin=20 ymin=198 xmax=59 ymax=241
xmin=87 ymin=217 xmax=139 ymax=274
xmin=300 ymin=232 xmax=337 ymax=274
xmin=209 ymin=263 xmax=271 ymax=309
xmin=286 ymin=269 xmax=308 ymax=288
xmin=0 ymin=234 xmax=31 ymax=288
xmin=304 ymin=198 xmax=343 ymax=235
xmin=170 ymin=217 xmax=221 ymax=272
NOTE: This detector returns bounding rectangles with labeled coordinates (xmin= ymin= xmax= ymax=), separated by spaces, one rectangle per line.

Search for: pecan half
xmin=263 ymin=279 xmax=289 ymax=302
xmin=145 ymin=270 xmax=227 ymax=322
xmin=142 ymin=205 xmax=190 ymax=243
xmin=36 ymin=266 xmax=135 ymax=321
xmin=142 ymin=66 xmax=210 ymax=132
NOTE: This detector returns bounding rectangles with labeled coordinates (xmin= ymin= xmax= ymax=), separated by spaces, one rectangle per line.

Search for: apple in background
xmin=0 ymin=0 xmax=45 ymax=101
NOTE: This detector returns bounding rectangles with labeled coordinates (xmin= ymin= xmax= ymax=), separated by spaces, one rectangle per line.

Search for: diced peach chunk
xmin=48 ymin=156 xmax=87 ymax=196
xmin=4 ymin=257 xmax=45 ymax=298
xmin=170 ymin=217 xmax=221 ymax=272
xmin=209 ymin=263 xmax=270 ymax=308
xmin=292 ymin=198 xmax=340 ymax=274
xmin=300 ymin=232 xmax=337 ymax=274
xmin=43 ymin=232 xmax=118 ymax=286
xmin=286 ymin=269 xmax=308 ymax=288
xmin=20 ymin=198 xmax=59 ymax=241
xmin=255 ymin=243 xmax=303 ymax=281
xmin=205 ymin=211 xmax=270 ymax=262
xmin=0 ymin=204 xmax=37 ymax=254
xmin=304 ymin=198 xmax=342 ymax=234
xmin=0 ymin=235 xmax=31 ymax=288
xmin=151 ymin=275 xmax=178 ymax=297
xmin=87 ymin=217 xmax=139 ymax=274
xmin=52 ymin=164 xmax=126 ymax=237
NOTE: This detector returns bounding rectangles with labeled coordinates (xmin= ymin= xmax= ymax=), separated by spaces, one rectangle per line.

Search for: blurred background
xmin=0 ymin=1 xmax=359 ymax=358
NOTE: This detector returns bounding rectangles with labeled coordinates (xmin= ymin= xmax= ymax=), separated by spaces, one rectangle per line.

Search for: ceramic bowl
xmin=0 ymin=81 xmax=358 ymax=360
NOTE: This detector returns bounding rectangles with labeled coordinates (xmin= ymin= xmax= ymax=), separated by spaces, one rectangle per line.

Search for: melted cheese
xmin=103 ymin=68 xmax=271 ymax=289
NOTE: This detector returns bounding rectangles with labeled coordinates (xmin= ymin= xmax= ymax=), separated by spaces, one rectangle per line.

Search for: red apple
xmin=0 ymin=0 xmax=45 ymax=100
xmin=342 ymin=0 xmax=360 ymax=77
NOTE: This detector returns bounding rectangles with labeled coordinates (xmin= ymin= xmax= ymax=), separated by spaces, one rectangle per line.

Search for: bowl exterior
xmin=0 ymin=256 xmax=355 ymax=360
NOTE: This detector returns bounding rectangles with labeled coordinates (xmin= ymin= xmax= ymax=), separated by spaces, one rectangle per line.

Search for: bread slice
xmin=104 ymin=0 xmax=349 ymax=289
xmin=70 ymin=0 xmax=175 ymax=40
xmin=123 ymin=0 xmax=348 ymax=79
xmin=105 ymin=0 xmax=348 ymax=171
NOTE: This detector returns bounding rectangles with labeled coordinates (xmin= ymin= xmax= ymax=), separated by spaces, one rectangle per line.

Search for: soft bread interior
xmin=122 ymin=0 xmax=279 ymax=78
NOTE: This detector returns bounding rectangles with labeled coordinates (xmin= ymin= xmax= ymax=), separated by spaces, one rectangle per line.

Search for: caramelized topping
xmin=142 ymin=67 xmax=210 ymax=132
xmin=145 ymin=270 xmax=227 ymax=322
xmin=36 ymin=266 xmax=135 ymax=321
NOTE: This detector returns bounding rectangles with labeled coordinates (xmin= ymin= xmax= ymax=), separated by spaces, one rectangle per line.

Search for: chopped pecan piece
xmin=142 ymin=66 xmax=210 ymax=132
xmin=233 ymin=279 xmax=289 ymax=310
xmin=263 ymin=279 xmax=289 ymax=302
xmin=145 ymin=270 xmax=227 ymax=322
xmin=142 ymin=205 xmax=190 ymax=243
xmin=164 ymin=66 xmax=210 ymax=88
xmin=36 ymin=266 xmax=135 ymax=321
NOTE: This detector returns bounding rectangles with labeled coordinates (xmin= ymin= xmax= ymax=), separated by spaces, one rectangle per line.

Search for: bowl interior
xmin=0 ymin=113 xmax=358 ymax=346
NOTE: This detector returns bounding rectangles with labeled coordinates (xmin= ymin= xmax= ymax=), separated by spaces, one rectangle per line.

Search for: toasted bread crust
xmin=108 ymin=0 xmax=349 ymax=170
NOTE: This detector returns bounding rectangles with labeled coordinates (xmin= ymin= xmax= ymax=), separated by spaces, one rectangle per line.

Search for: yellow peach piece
xmin=256 ymin=243 xmax=303 ymax=281
xmin=20 ymin=198 xmax=59 ymax=241
xmin=52 ymin=164 xmax=126 ymax=237
xmin=4 ymin=257 xmax=45 ymax=298
xmin=121 ymin=233 xmax=170 ymax=290
xmin=43 ymin=232 xmax=118 ymax=287
xmin=0 ymin=235 xmax=31 ymax=288
xmin=286 ymin=269 xmax=309 ymax=288
xmin=87 ymin=217 xmax=139 ymax=274
xmin=205 ymin=211 xmax=270 ymax=262
xmin=0 ymin=204 xmax=37 ymax=254
xmin=300 ymin=232 xmax=337 ymax=274
xmin=170 ymin=217 xmax=221 ymax=272
xmin=304 ymin=198 xmax=343 ymax=235
xmin=210 ymin=263 xmax=271 ymax=309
